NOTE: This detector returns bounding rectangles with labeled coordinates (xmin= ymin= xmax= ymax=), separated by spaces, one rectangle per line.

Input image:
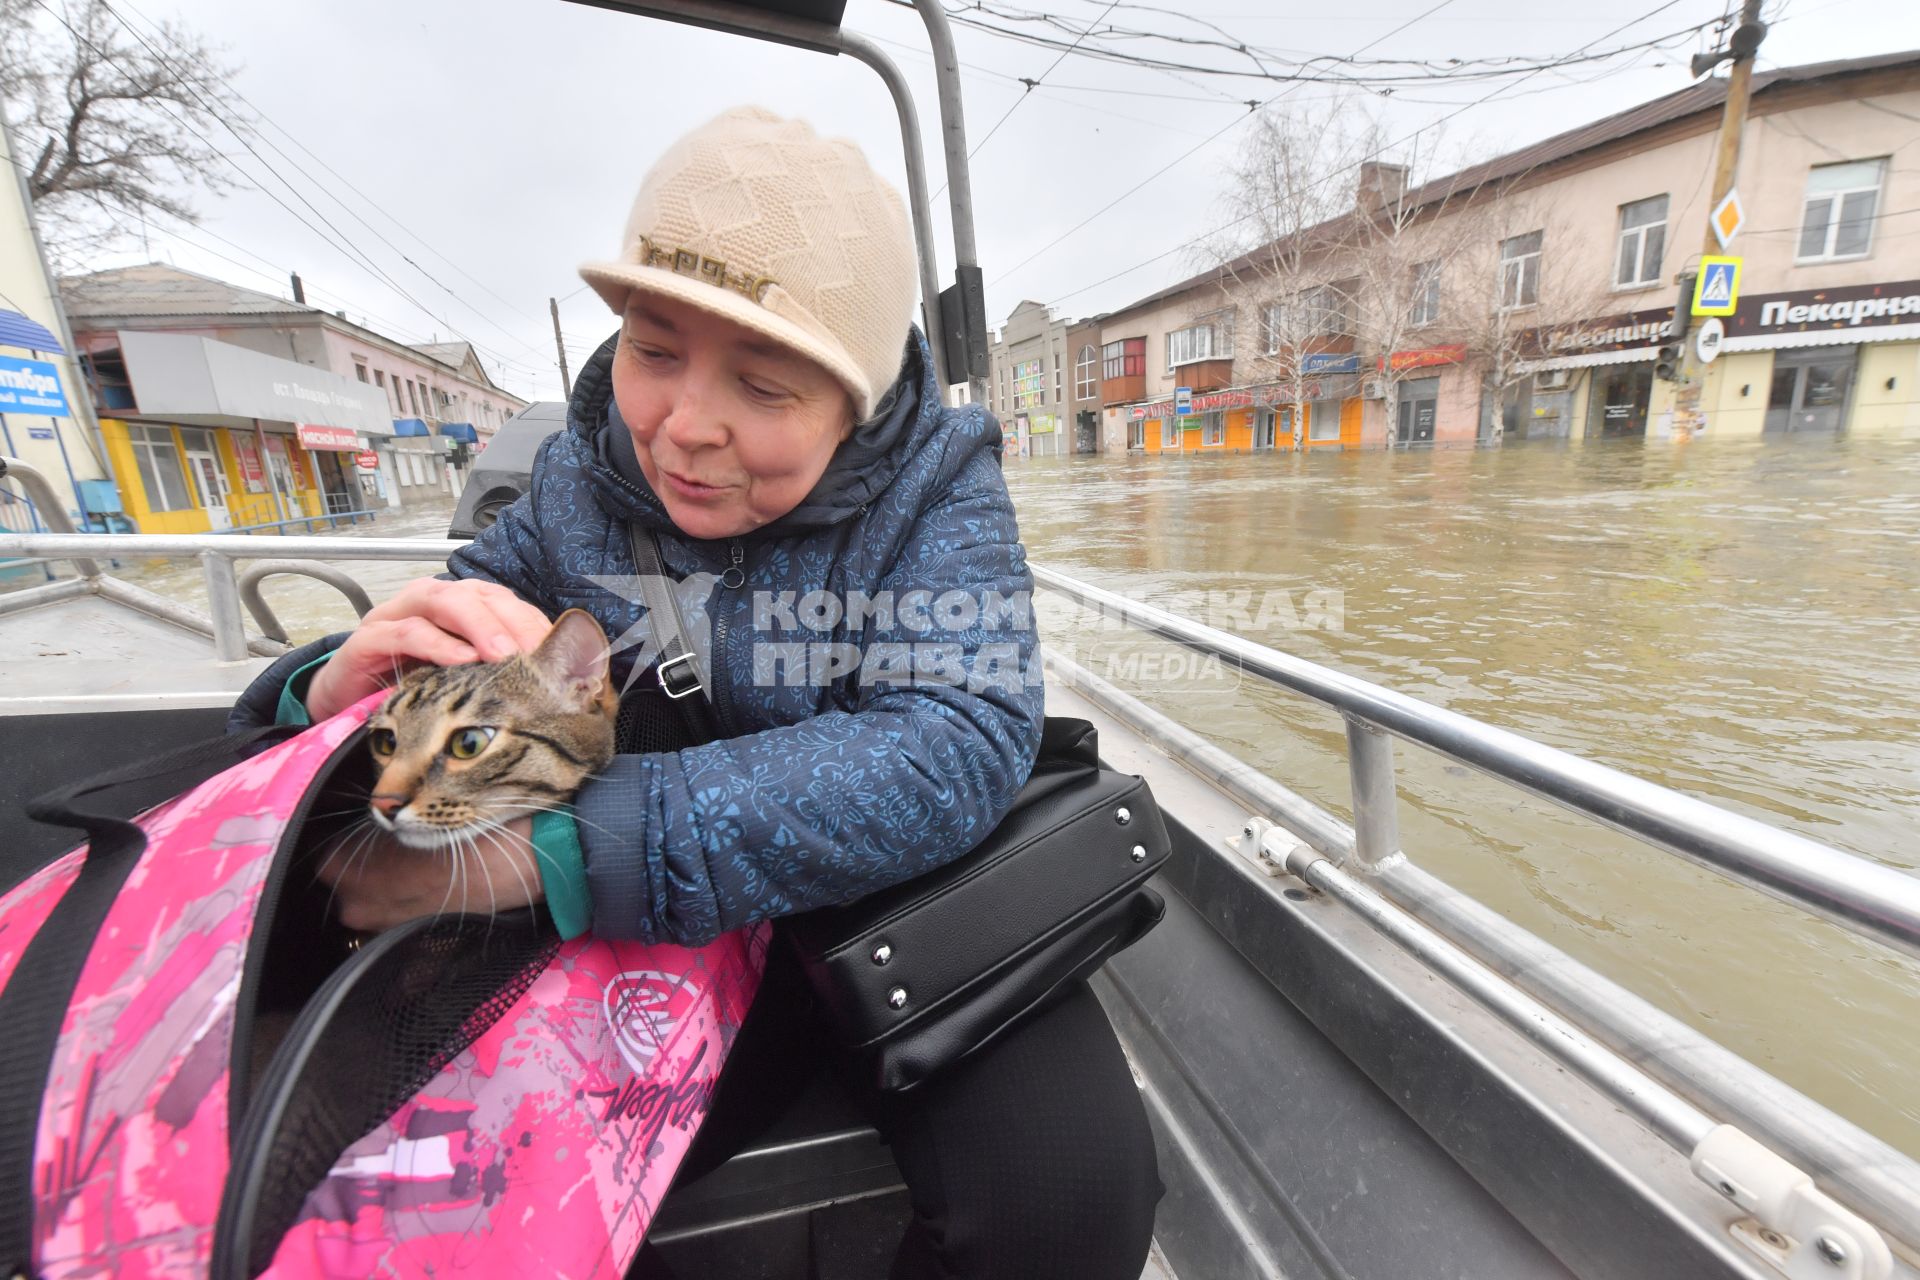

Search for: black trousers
xmin=638 ymin=949 xmax=1163 ymax=1279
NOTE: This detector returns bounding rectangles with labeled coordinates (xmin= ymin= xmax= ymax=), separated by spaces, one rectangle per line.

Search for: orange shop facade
xmin=1124 ymin=377 xmax=1365 ymax=454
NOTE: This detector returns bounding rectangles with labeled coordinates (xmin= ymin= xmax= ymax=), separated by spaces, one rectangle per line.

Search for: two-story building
xmin=1097 ymin=50 xmax=1920 ymax=452
xmin=62 ymin=264 xmax=527 ymax=525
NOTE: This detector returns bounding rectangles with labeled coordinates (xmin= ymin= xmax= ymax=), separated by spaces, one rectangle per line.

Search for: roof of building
xmin=62 ymin=264 xmax=309 ymax=320
xmin=1103 ymin=49 xmax=1920 ymax=322
xmin=61 ymin=264 xmax=520 ymax=399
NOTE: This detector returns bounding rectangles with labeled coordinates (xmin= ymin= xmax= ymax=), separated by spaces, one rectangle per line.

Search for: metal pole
xmin=838 ymin=32 xmax=951 ymax=390
xmin=1345 ymin=717 xmax=1402 ymax=869
xmin=1670 ymin=0 xmax=1765 ymax=440
xmin=199 ymin=550 xmax=249 ymax=662
xmin=910 ymin=0 xmax=989 ymax=408
xmin=0 ymin=456 xmax=99 ymax=575
xmin=550 ymin=297 xmax=573 ymax=397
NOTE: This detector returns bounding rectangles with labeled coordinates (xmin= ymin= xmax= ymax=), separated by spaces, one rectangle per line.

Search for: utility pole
xmin=1669 ymin=0 xmax=1766 ymax=440
xmin=549 ymin=297 xmax=572 ymax=399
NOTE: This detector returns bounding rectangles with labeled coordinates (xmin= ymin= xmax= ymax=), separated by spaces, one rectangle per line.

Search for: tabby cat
xmin=249 ymin=609 xmax=617 ymax=1089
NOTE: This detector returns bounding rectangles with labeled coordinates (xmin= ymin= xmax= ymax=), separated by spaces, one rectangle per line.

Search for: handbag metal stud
xmin=888 ymin=987 xmax=909 ymax=1010
xmin=1115 ymin=806 xmax=1132 ymax=825
xmin=1131 ymin=844 xmax=1148 ymax=863
xmin=872 ymin=943 xmax=893 ymax=966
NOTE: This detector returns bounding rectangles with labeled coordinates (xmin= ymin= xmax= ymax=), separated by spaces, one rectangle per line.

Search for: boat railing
xmin=3 ymin=520 xmax=1917 ymax=1264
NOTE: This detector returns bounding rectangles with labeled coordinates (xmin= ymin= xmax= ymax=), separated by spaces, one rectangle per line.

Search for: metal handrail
xmin=238 ymin=560 xmax=377 ymax=644
xmin=0 ymin=457 xmax=99 ymax=576
xmin=1032 ymin=564 xmax=1920 ymax=963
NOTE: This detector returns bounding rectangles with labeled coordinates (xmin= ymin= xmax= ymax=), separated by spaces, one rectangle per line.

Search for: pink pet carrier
xmin=0 ymin=692 xmax=764 ymax=1279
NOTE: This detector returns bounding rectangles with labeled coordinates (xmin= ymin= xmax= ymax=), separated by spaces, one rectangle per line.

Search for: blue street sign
xmin=1692 ymin=257 xmax=1741 ymax=317
xmin=0 ymin=355 xmax=70 ymax=416
xmin=27 ymin=426 xmax=55 ymax=440
xmin=1175 ymin=386 xmax=1192 ymax=415
xmin=1301 ymin=353 xmax=1362 ymax=374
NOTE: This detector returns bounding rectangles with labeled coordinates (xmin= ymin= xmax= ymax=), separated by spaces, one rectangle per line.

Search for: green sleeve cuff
xmin=532 ymin=810 xmax=592 ymax=940
xmin=274 ymin=653 xmax=334 ymax=727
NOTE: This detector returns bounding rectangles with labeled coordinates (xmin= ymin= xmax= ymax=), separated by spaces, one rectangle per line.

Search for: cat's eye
xmin=368 ymin=728 xmax=397 ymax=757
xmin=447 ymin=727 xmax=497 ymax=759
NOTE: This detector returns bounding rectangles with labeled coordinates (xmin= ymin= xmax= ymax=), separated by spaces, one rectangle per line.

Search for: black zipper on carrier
xmin=209 ymin=913 xmax=437 ymax=1280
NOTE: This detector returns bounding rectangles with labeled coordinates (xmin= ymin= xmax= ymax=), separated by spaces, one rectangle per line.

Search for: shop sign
xmin=1692 ymin=257 xmax=1741 ymax=317
xmin=1737 ymin=279 xmax=1920 ymax=336
xmin=1301 ymin=353 xmax=1361 ymax=374
xmin=1130 ymin=388 xmax=1255 ymax=420
xmin=0 ymin=355 xmax=69 ymax=416
xmin=296 ymin=423 xmax=359 ymax=451
xmin=1529 ymin=308 xmax=1675 ymax=357
xmin=28 ymin=426 xmax=55 ymax=440
xmin=1382 ymin=344 xmax=1465 ymax=372
xmin=354 ymin=450 xmax=380 ymax=470
xmin=1029 ymin=412 xmax=1058 ymax=436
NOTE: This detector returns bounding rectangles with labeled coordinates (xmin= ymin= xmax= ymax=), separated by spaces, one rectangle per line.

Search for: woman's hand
xmin=315 ymin=814 xmax=543 ymax=933
xmin=306 ymin=577 xmax=552 ymax=721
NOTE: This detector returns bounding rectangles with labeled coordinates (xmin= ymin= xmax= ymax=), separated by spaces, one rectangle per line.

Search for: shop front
xmin=98 ymin=331 xmax=393 ymax=534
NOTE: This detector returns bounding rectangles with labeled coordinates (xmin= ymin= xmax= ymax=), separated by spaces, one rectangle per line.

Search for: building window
xmin=1053 ymin=352 xmax=1062 ymax=399
xmin=1201 ymin=413 xmax=1225 ymax=446
xmin=127 ymin=424 xmax=194 ymax=512
xmin=1306 ymin=282 xmax=1357 ymax=336
xmin=1127 ymin=419 xmax=1145 ymax=449
xmin=406 ymin=380 xmax=422 ymax=415
xmin=1161 ymin=418 xmax=1180 ymax=448
xmin=1309 ymin=399 xmax=1342 ymax=442
xmin=1500 ymin=231 xmax=1543 ymax=310
xmin=1102 ymin=338 xmax=1145 ymax=380
xmin=1798 ymin=158 xmax=1885 ymax=262
xmin=1615 ymin=195 xmax=1668 ymax=289
xmin=354 ymin=360 xmax=369 ymax=383
xmin=1409 ymin=261 xmax=1441 ymax=327
xmin=1262 ymin=301 xmax=1290 ymax=354
xmin=1075 ymin=345 xmax=1098 ymax=398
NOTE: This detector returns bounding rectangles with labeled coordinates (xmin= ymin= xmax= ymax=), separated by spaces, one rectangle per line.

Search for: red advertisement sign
xmin=296 ymin=423 xmax=359 ymax=451
xmin=232 ymin=434 xmax=266 ymax=493
xmin=1382 ymin=344 xmax=1466 ymax=372
xmin=354 ymin=450 xmax=380 ymax=470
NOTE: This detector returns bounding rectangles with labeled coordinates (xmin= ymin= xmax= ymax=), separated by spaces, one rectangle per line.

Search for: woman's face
xmin=611 ymin=294 xmax=855 ymax=540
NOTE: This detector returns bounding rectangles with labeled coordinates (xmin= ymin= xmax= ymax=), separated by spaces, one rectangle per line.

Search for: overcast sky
xmin=69 ymin=0 xmax=1920 ymax=402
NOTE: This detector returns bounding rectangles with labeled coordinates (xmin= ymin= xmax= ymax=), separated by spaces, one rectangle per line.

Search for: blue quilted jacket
xmin=230 ymin=329 xmax=1044 ymax=946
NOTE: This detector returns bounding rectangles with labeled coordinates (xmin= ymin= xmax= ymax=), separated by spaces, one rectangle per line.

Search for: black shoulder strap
xmin=0 ymin=724 xmax=294 ymax=1273
xmin=625 ymin=523 xmax=719 ymax=743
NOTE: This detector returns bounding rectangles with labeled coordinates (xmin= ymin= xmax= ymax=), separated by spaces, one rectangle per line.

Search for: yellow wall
xmin=1852 ymin=342 xmax=1920 ymax=431
xmin=1697 ymin=352 xmax=1774 ymax=437
xmin=1225 ymin=409 xmax=1253 ymax=451
xmin=101 ymin=419 xmax=325 ymax=533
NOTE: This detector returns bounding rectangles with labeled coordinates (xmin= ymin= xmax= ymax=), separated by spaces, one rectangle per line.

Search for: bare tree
xmin=1192 ymin=101 xmax=1387 ymax=449
xmin=1 ymin=0 xmax=239 ymax=265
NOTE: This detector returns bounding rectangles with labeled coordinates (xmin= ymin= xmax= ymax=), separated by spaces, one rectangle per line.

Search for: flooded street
xmin=1010 ymin=430 xmax=1920 ymax=1160
xmin=106 ymin=433 xmax=1920 ymax=1158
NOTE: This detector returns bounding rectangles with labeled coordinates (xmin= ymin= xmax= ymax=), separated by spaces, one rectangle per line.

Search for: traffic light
xmin=1655 ymin=341 xmax=1684 ymax=382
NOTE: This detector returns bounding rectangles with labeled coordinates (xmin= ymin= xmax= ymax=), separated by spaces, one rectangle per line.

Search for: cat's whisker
xmin=473 ymin=818 xmax=537 ymax=918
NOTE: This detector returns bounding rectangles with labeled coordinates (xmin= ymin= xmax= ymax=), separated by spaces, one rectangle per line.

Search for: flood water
xmin=1007 ymin=430 xmax=1920 ymax=1162
xmin=107 ymin=432 xmax=1920 ymax=1159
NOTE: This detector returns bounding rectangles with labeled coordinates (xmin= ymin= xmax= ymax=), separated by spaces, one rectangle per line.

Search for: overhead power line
xmin=1040 ymin=0 xmax=1698 ymax=311
xmin=988 ymin=0 xmax=1465 ymax=290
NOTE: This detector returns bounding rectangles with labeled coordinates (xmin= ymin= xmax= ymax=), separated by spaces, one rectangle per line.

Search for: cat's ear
xmin=531 ymin=609 xmax=611 ymax=706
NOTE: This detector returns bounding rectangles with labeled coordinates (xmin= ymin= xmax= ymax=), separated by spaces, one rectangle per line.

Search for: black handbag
xmin=626 ymin=526 xmax=1172 ymax=1092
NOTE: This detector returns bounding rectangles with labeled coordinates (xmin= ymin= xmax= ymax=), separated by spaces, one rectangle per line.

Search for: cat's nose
xmin=370 ymin=794 xmax=406 ymax=819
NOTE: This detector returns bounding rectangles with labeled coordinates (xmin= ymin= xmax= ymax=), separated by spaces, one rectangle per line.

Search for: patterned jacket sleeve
xmin=574 ymin=444 xmax=1046 ymax=946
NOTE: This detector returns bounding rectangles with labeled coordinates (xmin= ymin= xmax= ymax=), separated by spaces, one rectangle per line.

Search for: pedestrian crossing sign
xmin=1692 ymin=256 xmax=1741 ymax=317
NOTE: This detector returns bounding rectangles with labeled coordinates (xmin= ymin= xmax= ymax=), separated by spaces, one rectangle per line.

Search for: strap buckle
xmin=656 ymin=651 xmax=704 ymax=700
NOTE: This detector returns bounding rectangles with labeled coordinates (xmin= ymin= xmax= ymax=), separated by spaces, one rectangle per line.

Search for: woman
xmin=230 ymin=106 xmax=1161 ymax=1278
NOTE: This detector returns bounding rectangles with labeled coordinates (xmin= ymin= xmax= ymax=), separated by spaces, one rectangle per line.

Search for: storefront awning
xmin=1723 ymin=321 xmax=1920 ymax=353
xmin=1516 ymin=346 xmax=1658 ymax=374
xmin=437 ymin=422 xmax=478 ymax=444
xmin=117 ymin=331 xmax=395 ymax=436
xmin=391 ymin=417 xmax=431 ymax=436
xmin=0 ymin=310 xmax=63 ymax=354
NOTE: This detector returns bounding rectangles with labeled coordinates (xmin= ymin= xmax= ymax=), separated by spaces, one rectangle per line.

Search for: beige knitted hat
xmin=580 ymin=106 xmax=917 ymax=421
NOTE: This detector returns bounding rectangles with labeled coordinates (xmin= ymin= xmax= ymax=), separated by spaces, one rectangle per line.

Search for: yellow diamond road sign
xmin=1711 ymin=190 xmax=1745 ymax=250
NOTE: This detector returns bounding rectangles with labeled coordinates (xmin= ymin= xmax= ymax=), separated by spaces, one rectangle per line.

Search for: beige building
xmin=1097 ymin=51 xmax=1920 ymax=452
xmin=986 ymin=301 xmax=1108 ymax=455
